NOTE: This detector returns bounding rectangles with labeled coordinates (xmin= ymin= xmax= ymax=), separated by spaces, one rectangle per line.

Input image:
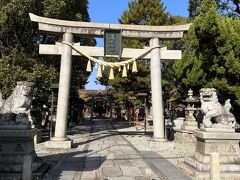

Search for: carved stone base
xmin=149 ymin=138 xmax=174 ymax=150
xmin=200 ymin=127 xmax=235 ymax=133
xmin=0 ymin=129 xmax=46 ymax=180
xmin=174 ymin=129 xmax=196 ymax=143
xmin=0 ymin=113 xmax=31 ymax=129
xmin=45 ymin=139 xmax=72 ymax=149
xmin=178 ymin=130 xmax=240 ymax=179
xmin=181 ymin=120 xmax=198 ymax=131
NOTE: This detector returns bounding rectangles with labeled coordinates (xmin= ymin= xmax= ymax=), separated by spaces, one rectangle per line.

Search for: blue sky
xmin=85 ymin=0 xmax=189 ymax=90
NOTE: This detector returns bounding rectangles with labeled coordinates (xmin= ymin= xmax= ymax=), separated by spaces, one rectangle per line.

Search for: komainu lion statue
xmin=0 ymin=81 xmax=34 ymax=114
xmin=200 ymin=88 xmax=236 ymax=129
xmin=0 ymin=82 xmax=34 ymax=125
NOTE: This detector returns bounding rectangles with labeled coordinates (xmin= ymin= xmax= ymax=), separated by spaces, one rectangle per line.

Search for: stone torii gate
xmin=29 ymin=13 xmax=190 ymax=148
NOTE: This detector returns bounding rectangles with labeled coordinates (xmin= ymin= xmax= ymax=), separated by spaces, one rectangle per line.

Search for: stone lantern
xmin=174 ymin=89 xmax=198 ymax=143
xmin=181 ymin=89 xmax=198 ymax=131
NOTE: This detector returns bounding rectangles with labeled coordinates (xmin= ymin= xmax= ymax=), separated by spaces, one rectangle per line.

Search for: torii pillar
xmin=51 ymin=32 xmax=73 ymax=145
xmin=150 ymin=38 xmax=165 ymax=140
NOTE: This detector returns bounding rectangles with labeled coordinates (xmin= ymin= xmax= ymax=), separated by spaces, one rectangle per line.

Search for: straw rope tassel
xmin=86 ymin=60 xmax=92 ymax=72
xmin=62 ymin=41 xmax=162 ymax=71
xmin=122 ymin=65 xmax=127 ymax=77
xmin=132 ymin=60 xmax=138 ymax=72
xmin=109 ymin=68 xmax=114 ymax=80
xmin=97 ymin=65 xmax=102 ymax=78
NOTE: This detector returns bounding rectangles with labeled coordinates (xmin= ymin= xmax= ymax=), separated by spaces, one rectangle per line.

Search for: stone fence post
xmin=22 ymin=154 xmax=33 ymax=180
xmin=210 ymin=152 xmax=220 ymax=180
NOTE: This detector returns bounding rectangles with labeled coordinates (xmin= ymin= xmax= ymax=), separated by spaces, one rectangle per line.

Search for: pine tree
xmin=174 ymin=0 xmax=240 ymax=106
xmin=188 ymin=0 xmax=201 ymax=18
xmin=174 ymin=0 xmax=221 ymax=92
xmin=98 ymin=0 xmax=187 ymax=106
xmin=215 ymin=17 xmax=240 ymax=103
xmin=189 ymin=0 xmax=240 ymax=18
xmin=119 ymin=0 xmax=169 ymax=25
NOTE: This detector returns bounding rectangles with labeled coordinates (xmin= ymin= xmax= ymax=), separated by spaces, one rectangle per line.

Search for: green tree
xmin=174 ymin=0 xmax=240 ymax=104
xmin=119 ymin=0 xmax=169 ymax=25
xmin=174 ymin=0 xmax=221 ymax=92
xmin=0 ymin=0 xmax=95 ymax=101
xmin=189 ymin=0 xmax=240 ymax=18
xmin=0 ymin=0 xmax=56 ymax=99
xmin=215 ymin=18 xmax=240 ymax=103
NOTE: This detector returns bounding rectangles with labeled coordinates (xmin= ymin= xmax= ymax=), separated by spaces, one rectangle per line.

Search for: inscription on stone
xmin=104 ymin=29 xmax=122 ymax=58
xmin=229 ymin=144 xmax=237 ymax=153
xmin=15 ymin=143 xmax=24 ymax=152
xmin=210 ymin=145 xmax=219 ymax=153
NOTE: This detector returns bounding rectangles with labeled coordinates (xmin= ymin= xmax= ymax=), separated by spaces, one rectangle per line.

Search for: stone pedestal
xmin=174 ymin=116 xmax=198 ymax=143
xmin=174 ymin=129 xmax=196 ymax=143
xmin=181 ymin=107 xmax=198 ymax=131
xmin=174 ymin=113 xmax=198 ymax=143
xmin=149 ymin=138 xmax=174 ymax=150
xmin=45 ymin=139 xmax=72 ymax=149
xmin=181 ymin=117 xmax=198 ymax=131
xmin=0 ymin=128 xmax=44 ymax=180
xmin=178 ymin=130 xmax=240 ymax=180
xmin=173 ymin=117 xmax=184 ymax=130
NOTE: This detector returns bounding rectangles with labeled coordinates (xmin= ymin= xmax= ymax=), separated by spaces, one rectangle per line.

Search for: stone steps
xmin=178 ymin=157 xmax=240 ymax=180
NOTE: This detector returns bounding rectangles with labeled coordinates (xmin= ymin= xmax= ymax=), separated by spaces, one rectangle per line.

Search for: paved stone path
xmin=42 ymin=119 xmax=191 ymax=180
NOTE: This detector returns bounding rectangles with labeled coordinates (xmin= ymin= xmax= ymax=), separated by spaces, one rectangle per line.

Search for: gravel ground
xmin=156 ymin=142 xmax=195 ymax=166
xmin=35 ymin=120 xmax=195 ymax=177
xmin=35 ymin=121 xmax=91 ymax=162
xmin=114 ymin=122 xmax=196 ymax=167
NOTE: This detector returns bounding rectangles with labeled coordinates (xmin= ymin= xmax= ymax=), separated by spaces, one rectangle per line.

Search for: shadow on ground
xmin=41 ymin=149 xmax=106 ymax=179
